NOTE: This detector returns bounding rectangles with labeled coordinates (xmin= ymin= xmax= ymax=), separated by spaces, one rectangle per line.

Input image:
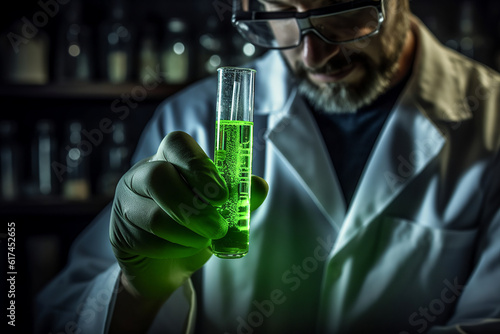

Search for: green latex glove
xmin=110 ymin=131 xmax=268 ymax=301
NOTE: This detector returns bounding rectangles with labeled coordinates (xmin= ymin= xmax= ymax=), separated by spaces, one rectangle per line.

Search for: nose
xmin=301 ymin=33 xmax=342 ymax=70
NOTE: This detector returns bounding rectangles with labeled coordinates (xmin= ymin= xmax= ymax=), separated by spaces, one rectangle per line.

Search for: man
xmin=36 ymin=0 xmax=500 ymax=333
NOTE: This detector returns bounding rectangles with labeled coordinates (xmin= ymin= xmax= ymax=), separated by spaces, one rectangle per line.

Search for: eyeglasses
xmin=232 ymin=0 xmax=385 ymax=50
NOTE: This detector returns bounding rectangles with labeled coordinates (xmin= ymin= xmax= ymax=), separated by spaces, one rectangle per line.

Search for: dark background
xmin=0 ymin=0 xmax=499 ymax=333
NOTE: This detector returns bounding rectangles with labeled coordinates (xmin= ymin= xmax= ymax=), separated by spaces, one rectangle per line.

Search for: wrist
xmin=109 ymin=273 xmax=167 ymax=334
xmin=120 ymin=272 xmax=170 ymax=305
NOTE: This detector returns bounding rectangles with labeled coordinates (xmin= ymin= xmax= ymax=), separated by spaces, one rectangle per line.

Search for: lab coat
xmin=36 ymin=16 xmax=500 ymax=334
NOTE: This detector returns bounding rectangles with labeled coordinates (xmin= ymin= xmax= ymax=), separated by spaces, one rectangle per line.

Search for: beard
xmin=296 ymin=3 xmax=410 ymax=114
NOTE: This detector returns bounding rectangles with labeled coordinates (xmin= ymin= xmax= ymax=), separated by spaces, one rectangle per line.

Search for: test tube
xmin=212 ymin=67 xmax=256 ymax=259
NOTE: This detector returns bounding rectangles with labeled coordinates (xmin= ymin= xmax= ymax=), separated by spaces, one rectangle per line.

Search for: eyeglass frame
xmin=232 ymin=0 xmax=386 ymax=50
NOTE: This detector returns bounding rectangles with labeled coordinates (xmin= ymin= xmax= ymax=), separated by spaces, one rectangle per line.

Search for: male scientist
xmin=36 ymin=0 xmax=500 ymax=333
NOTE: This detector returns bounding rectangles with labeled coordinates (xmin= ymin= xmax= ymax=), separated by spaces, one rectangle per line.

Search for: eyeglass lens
xmin=237 ymin=6 xmax=381 ymax=48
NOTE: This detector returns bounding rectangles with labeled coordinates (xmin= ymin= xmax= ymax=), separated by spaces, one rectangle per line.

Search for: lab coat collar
xmin=336 ymin=97 xmax=446 ymax=252
xmin=255 ymin=49 xmax=348 ymax=229
xmin=405 ymin=15 xmax=473 ymax=126
xmin=265 ymin=91 xmax=347 ymax=230
xmin=254 ymin=51 xmax=349 ymax=227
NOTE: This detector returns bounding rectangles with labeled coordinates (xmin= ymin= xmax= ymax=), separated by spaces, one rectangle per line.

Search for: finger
xmin=111 ymin=209 xmax=205 ymax=259
xmin=121 ymin=160 xmax=228 ymax=239
xmin=250 ymin=175 xmax=269 ymax=212
xmin=155 ymin=131 xmax=229 ymax=207
xmin=113 ymin=190 xmax=211 ymax=250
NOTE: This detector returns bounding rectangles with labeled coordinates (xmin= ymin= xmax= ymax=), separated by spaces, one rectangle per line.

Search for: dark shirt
xmin=309 ymin=78 xmax=408 ymax=207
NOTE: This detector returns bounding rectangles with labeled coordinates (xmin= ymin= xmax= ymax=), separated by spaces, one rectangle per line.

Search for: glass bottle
xmin=0 ymin=121 xmax=21 ymax=201
xmin=230 ymin=30 xmax=262 ymax=66
xmin=100 ymin=0 xmax=134 ymax=83
xmin=55 ymin=0 xmax=93 ymax=82
xmin=31 ymin=120 xmax=59 ymax=198
xmin=197 ymin=16 xmax=225 ymax=77
xmin=1 ymin=21 xmax=50 ymax=84
xmin=62 ymin=121 xmax=91 ymax=200
xmin=98 ymin=121 xmax=130 ymax=197
xmin=138 ymin=22 xmax=160 ymax=84
xmin=160 ymin=18 xmax=191 ymax=84
xmin=458 ymin=0 xmax=476 ymax=59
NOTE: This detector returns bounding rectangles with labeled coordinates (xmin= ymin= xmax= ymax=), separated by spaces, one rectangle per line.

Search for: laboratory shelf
xmin=0 ymin=82 xmax=188 ymax=100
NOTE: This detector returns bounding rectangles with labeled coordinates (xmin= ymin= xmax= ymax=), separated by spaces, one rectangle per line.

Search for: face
xmin=265 ymin=0 xmax=411 ymax=114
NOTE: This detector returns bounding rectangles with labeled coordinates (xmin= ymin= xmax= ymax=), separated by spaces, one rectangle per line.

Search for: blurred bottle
xmin=100 ymin=0 xmax=135 ymax=83
xmin=160 ymin=18 xmax=191 ymax=84
xmin=230 ymin=31 xmax=262 ymax=66
xmin=457 ymin=0 xmax=476 ymax=59
xmin=457 ymin=0 xmax=491 ymax=65
xmin=31 ymin=120 xmax=59 ymax=198
xmin=0 ymin=22 xmax=50 ymax=84
xmin=0 ymin=121 xmax=21 ymax=201
xmin=55 ymin=0 xmax=93 ymax=82
xmin=197 ymin=16 xmax=225 ymax=77
xmin=62 ymin=121 xmax=91 ymax=200
xmin=98 ymin=121 xmax=130 ymax=197
xmin=138 ymin=21 xmax=160 ymax=84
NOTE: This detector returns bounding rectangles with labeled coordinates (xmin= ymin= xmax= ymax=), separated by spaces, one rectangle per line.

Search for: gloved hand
xmin=110 ymin=131 xmax=268 ymax=302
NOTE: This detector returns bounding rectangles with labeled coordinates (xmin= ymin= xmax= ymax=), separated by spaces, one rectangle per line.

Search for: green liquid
xmin=212 ymin=120 xmax=253 ymax=258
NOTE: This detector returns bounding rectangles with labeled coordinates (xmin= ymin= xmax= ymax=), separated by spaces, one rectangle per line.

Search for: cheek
xmin=281 ymin=48 xmax=302 ymax=71
xmin=344 ymin=38 xmax=383 ymax=66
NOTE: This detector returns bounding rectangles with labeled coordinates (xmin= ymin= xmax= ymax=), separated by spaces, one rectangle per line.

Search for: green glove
xmin=110 ymin=131 xmax=268 ymax=302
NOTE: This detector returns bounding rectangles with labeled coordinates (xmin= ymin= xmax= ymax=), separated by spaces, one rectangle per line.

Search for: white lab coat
xmin=36 ymin=16 xmax=500 ymax=334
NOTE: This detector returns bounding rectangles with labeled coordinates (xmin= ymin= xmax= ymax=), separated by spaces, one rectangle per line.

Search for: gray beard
xmin=297 ymin=56 xmax=399 ymax=114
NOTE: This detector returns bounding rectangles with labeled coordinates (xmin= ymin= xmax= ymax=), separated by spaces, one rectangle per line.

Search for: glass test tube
xmin=212 ymin=67 xmax=256 ymax=259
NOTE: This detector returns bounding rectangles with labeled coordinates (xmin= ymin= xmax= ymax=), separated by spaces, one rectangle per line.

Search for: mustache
xmin=297 ymin=53 xmax=368 ymax=75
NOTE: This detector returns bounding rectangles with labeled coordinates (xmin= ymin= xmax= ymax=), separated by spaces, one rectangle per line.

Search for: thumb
xmin=250 ymin=176 xmax=268 ymax=212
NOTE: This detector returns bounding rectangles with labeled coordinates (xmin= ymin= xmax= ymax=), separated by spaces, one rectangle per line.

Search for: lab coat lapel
xmin=266 ymin=91 xmax=347 ymax=229
xmin=334 ymin=93 xmax=446 ymax=253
